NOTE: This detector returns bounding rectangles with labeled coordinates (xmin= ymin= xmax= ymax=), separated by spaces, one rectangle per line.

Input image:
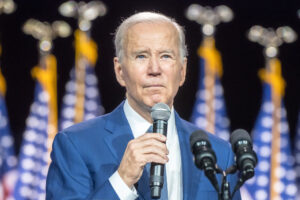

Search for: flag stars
xmin=214 ymin=99 xmax=223 ymax=110
xmin=280 ymin=138 xmax=288 ymax=148
xmin=37 ymin=105 xmax=49 ymax=116
xmin=214 ymin=85 xmax=223 ymax=96
xmin=0 ymin=116 xmax=7 ymax=127
xmin=23 ymin=144 xmax=36 ymax=156
xmin=61 ymin=121 xmax=74 ymax=129
xmin=278 ymin=122 xmax=289 ymax=134
xmin=197 ymin=103 xmax=208 ymax=114
xmin=195 ymin=117 xmax=206 ymax=128
xmin=85 ymin=100 xmax=98 ymax=111
xmin=261 ymin=116 xmax=273 ymax=128
xmin=257 ymin=175 xmax=269 ymax=187
xmin=261 ymin=131 xmax=272 ymax=143
xmin=286 ymin=170 xmax=297 ymax=181
xmin=24 ymin=130 xmax=37 ymax=142
xmin=7 ymin=155 xmax=17 ymax=167
xmin=273 ymin=181 xmax=285 ymax=193
xmin=62 ymin=107 xmax=75 ymax=119
xmin=20 ymin=186 xmax=32 ymax=197
xmin=285 ymin=184 xmax=297 ymax=196
xmin=21 ymin=172 xmax=34 ymax=184
xmin=255 ymin=189 xmax=268 ymax=200
xmin=84 ymin=113 xmax=96 ymax=121
xmin=38 ymin=91 xmax=49 ymax=103
xmin=66 ymin=80 xmax=76 ymax=92
xmin=263 ymin=102 xmax=274 ymax=113
xmin=63 ymin=94 xmax=76 ymax=106
xmin=258 ymin=160 xmax=270 ymax=172
xmin=259 ymin=145 xmax=271 ymax=157
xmin=21 ymin=158 xmax=35 ymax=170
xmin=1 ymin=135 xmax=13 ymax=147
xmin=26 ymin=116 xmax=40 ymax=128
xmin=86 ymin=87 xmax=98 ymax=98
xmin=86 ymin=74 xmax=98 ymax=85
xmin=275 ymin=167 xmax=286 ymax=179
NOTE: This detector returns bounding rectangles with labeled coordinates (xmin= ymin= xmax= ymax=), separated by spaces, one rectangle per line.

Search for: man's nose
xmin=148 ymin=56 xmax=161 ymax=76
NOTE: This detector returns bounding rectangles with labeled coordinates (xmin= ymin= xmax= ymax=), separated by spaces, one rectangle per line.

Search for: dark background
xmin=0 ymin=0 xmax=299 ymax=154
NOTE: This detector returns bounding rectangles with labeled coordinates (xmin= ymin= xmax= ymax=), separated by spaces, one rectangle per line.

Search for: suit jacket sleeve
xmin=46 ymin=132 xmax=120 ymax=200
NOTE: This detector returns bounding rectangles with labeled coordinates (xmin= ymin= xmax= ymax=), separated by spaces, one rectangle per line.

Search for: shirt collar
xmin=123 ymin=99 xmax=175 ymax=139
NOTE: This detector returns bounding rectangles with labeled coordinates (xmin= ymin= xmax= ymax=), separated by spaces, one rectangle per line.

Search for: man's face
xmin=114 ymin=22 xmax=187 ymax=117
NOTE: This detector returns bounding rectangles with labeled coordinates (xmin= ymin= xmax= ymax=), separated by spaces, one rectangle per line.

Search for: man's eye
xmin=161 ymin=54 xmax=172 ymax=59
xmin=136 ymin=55 xmax=146 ymax=59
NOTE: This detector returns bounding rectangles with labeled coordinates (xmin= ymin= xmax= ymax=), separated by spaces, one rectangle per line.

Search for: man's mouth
xmin=144 ymin=84 xmax=164 ymax=88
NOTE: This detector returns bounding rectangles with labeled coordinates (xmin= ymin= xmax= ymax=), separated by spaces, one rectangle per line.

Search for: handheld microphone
xmin=190 ymin=130 xmax=220 ymax=193
xmin=150 ymin=103 xmax=171 ymax=199
xmin=230 ymin=129 xmax=257 ymax=195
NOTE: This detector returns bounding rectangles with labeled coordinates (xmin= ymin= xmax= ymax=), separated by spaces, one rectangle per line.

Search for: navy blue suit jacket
xmin=46 ymin=102 xmax=241 ymax=199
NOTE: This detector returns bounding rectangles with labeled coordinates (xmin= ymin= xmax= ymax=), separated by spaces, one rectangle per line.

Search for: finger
xmin=128 ymin=137 xmax=169 ymax=155
xmin=140 ymin=145 xmax=169 ymax=161
xmin=144 ymin=153 xmax=169 ymax=164
xmin=137 ymin=133 xmax=167 ymax=142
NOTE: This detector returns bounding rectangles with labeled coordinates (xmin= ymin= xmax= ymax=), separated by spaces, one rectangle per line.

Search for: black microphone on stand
xmin=150 ymin=103 xmax=171 ymax=199
xmin=190 ymin=130 xmax=220 ymax=194
xmin=230 ymin=129 xmax=257 ymax=196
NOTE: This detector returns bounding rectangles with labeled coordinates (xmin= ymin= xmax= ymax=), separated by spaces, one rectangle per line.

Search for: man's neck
xmin=126 ymin=99 xmax=153 ymax=123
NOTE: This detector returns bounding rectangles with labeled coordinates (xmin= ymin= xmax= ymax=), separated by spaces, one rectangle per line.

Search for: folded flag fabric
xmin=190 ymin=37 xmax=230 ymax=141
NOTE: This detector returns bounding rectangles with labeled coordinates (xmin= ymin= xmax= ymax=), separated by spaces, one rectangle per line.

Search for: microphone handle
xmin=150 ymin=119 xmax=168 ymax=199
xmin=153 ymin=119 xmax=167 ymax=136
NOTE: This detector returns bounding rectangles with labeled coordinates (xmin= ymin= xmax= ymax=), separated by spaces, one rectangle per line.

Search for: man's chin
xmin=146 ymin=98 xmax=168 ymax=108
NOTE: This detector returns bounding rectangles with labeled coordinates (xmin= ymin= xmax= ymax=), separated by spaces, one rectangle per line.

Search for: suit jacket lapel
xmin=175 ymin=112 xmax=202 ymax=200
xmin=103 ymin=102 xmax=150 ymax=200
xmin=103 ymin=102 xmax=134 ymax=164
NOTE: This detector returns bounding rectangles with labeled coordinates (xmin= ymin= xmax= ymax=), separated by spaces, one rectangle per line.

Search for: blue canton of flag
xmin=294 ymin=110 xmax=300 ymax=199
xmin=190 ymin=37 xmax=230 ymax=141
xmin=59 ymin=65 xmax=104 ymax=130
xmin=13 ymin=83 xmax=51 ymax=200
xmin=0 ymin=86 xmax=17 ymax=200
xmin=243 ymin=59 xmax=297 ymax=200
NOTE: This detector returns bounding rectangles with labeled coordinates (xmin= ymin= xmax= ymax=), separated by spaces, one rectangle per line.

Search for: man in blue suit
xmin=46 ymin=11 xmax=241 ymax=200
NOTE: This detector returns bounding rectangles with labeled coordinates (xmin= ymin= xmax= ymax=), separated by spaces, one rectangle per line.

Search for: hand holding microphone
xmin=150 ymin=103 xmax=171 ymax=199
xmin=117 ymin=103 xmax=169 ymax=189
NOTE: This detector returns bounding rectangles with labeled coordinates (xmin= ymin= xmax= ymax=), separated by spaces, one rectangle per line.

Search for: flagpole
xmin=58 ymin=1 xmax=107 ymax=127
xmin=13 ymin=19 xmax=71 ymax=199
xmin=186 ymin=4 xmax=233 ymax=140
xmin=245 ymin=25 xmax=298 ymax=200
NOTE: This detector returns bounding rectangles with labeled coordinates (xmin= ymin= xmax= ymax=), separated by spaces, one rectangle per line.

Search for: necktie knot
xmin=147 ymin=125 xmax=153 ymax=133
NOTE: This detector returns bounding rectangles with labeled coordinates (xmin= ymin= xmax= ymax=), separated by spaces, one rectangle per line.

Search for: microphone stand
xmin=203 ymin=164 xmax=249 ymax=200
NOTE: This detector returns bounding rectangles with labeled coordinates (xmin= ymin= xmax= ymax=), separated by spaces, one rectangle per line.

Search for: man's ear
xmin=113 ymin=57 xmax=126 ymax=87
xmin=179 ymin=57 xmax=187 ymax=86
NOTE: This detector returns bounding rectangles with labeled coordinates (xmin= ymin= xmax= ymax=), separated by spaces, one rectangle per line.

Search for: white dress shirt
xmin=109 ymin=100 xmax=183 ymax=200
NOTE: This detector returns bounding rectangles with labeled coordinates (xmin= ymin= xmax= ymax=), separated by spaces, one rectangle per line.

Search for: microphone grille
xmin=230 ymin=129 xmax=252 ymax=146
xmin=190 ymin=130 xmax=209 ymax=148
xmin=151 ymin=103 xmax=171 ymax=121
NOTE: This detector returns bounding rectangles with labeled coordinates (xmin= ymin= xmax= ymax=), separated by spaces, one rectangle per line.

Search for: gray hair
xmin=114 ymin=11 xmax=188 ymax=63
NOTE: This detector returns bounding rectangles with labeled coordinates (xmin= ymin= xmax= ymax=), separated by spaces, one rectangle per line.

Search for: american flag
xmin=190 ymin=37 xmax=230 ymax=141
xmin=0 ymin=68 xmax=17 ymax=200
xmin=59 ymin=29 xmax=104 ymax=130
xmin=13 ymin=55 xmax=57 ymax=200
xmin=294 ymin=110 xmax=300 ymax=198
xmin=242 ymin=58 xmax=297 ymax=200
